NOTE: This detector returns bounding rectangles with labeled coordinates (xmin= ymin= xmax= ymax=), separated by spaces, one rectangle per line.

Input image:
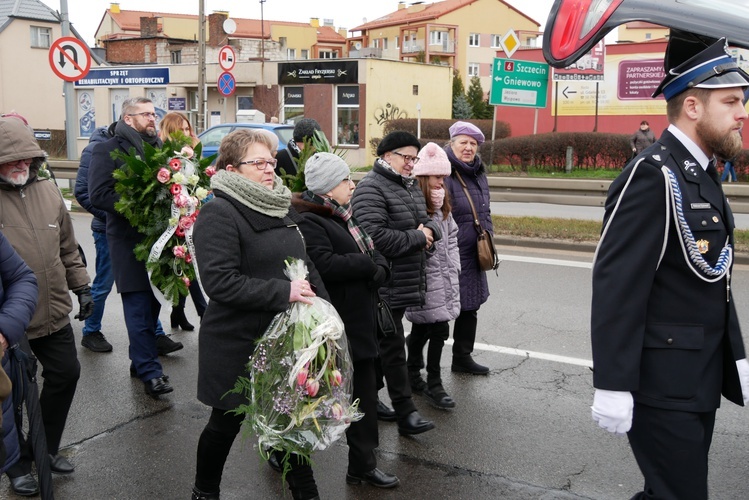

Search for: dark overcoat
xmin=351 ymin=159 xmax=442 ymax=309
xmin=88 ymin=135 xmax=152 ymax=293
xmin=591 ymin=129 xmax=746 ymax=412
xmin=193 ymin=190 xmax=328 ymax=410
xmin=74 ymin=123 xmax=114 ymax=233
xmin=443 ymin=151 xmax=492 ymax=311
xmin=291 ymin=193 xmax=389 ymax=362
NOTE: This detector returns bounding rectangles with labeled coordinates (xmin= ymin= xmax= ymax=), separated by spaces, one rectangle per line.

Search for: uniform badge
xmin=712 ymin=216 xmax=719 ymax=223
xmin=652 ymin=155 xmax=661 ymax=161
xmin=696 ymin=239 xmax=710 ymax=254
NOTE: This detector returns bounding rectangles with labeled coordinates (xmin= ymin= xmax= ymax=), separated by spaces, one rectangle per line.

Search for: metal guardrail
xmin=47 ymin=159 xmax=79 ymax=179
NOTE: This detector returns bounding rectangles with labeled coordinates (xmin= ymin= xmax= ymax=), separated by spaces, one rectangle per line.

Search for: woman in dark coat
xmin=0 ymin=231 xmax=38 ymax=474
xmin=292 ymin=152 xmax=399 ymax=489
xmin=191 ymin=129 xmax=327 ymax=500
xmin=443 ymin=121 xmax=493 ymax=375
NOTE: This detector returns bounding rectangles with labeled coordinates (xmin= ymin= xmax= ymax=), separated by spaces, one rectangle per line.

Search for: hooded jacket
xmin=0 ymin=119 xmax=89 ymax=339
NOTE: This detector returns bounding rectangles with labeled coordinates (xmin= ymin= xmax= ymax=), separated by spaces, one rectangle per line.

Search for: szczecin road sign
xmin=217 ymin=71 xmax=236 ymax=96
xmin=490 ymin=58 xmax=549 ymax=108
xmin=49 ymin=36 xmax=91 ymax=82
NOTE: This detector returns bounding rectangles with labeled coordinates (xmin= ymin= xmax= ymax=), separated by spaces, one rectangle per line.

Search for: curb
xmin=494 ymin=235 xmax=749 ymax=265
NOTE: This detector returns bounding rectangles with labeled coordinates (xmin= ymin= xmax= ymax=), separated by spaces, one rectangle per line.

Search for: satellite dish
xmin=354 ymin=41 xmax=362 ymax=50
xmin=223 ymin=18 xmax=237 ymax=35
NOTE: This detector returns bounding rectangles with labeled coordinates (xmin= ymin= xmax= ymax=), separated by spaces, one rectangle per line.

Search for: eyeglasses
xmin=127 ymin=112 xmax=158 ymax=120
xmin=238 ymin=158 xmax=278 ymax=170
xmin=391 ymin=151 xmax=420 ymax=164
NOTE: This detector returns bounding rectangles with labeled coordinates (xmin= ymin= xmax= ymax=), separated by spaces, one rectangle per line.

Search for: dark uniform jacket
xmin=351 ymin=159 xmax=442 ymax=310
xmin=193 ymin=190 xmax=328 ymax=410
xmin=591 ymin=128 xmax=746 ymax=413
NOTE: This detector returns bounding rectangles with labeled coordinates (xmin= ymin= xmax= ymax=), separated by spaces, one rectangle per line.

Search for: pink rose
xmin=157 ymin=168 xmax=171 ymax=183
xmin=329 ymin=369 xmax=342 ymax=386
xmin=183 ymin=277 xmax=191 ymax=287
xmin=179 ymin=216 xmax=194 ymax=230
xmin=170 ymin=183 xmax=182 ymax=196
xmin=305 ymin=379 xmax=319 ymax=397
xmin=169 ymin=158 xmax=182 ymax=171
xmin=296 ymin=367 xmax=308 ymax=386
xmin=180 ymin=146 xmax=194 ymax=158
xmin=174 ymin=193 xmax=190 ymax=208
xmin=172 ymin=245 xmax=186 ymax=259
xmin=205 ymin=166 xmax=217 ymax=177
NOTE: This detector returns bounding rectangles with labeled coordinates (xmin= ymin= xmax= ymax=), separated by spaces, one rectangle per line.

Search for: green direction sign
xmin=490 ymin=58 xmax=549 ymax=108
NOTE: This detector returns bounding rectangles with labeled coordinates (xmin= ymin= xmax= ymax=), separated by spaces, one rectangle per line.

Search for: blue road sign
xmin=218 ymin=72 xmax=236 ymax=97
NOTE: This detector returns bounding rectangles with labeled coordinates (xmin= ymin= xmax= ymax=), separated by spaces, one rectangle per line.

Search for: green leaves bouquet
xmin=227 ymin=258 xmax=361 ymax=473
xmin=111 ymin=134 xmax=216 ymax=304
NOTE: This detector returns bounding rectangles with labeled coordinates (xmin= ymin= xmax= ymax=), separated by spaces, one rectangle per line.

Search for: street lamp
xmin=260 ymin=0 xmax=266 ymax=61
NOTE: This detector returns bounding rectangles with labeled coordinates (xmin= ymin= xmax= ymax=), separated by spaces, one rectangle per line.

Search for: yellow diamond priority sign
xmin=500 ymin=29 xmax=520 ymax=59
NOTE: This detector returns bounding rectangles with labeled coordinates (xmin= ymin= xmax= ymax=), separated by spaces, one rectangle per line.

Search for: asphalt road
xmin=3 ymin=213 xmax=749 ymax=499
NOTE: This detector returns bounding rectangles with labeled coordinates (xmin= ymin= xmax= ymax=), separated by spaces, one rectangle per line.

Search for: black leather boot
xmin=171 ymin=306 xmax=195 ymax=331
xmin=191 ymin=486 xmax=220 ymax=500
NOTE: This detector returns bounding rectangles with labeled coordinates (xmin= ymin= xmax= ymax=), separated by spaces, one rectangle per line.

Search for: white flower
xmin=188 ymin=174 xmax=200 ymax=186
xmin=172 ymin=172 xmax=185 ymax=184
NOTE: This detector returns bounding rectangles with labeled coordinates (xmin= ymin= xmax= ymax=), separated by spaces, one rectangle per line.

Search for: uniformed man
xmin=590 ymin=30 xmax=749 ymax=499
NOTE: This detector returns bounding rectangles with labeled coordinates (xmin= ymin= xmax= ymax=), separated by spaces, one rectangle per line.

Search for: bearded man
xmin=89 ymin=97 xmax=178 ymax=397
xmin=590 ymin=30 xmax=749 ymax=499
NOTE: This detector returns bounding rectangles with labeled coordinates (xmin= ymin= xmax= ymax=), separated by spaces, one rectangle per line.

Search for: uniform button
xmin=667 ymin=338 xmax=674 ymax=345
xmin=702 ymin=220 xmax=707 ymax=226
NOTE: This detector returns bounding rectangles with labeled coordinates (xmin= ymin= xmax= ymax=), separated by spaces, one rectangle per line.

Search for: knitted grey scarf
xmin=210 ymin=170 xmax=291 ymax=218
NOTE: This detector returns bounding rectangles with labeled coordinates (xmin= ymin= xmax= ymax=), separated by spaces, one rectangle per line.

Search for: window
xmin=468 ymin=33 xmax=479 ymax=47
xmin=336 ymin=86 xmax=360 ymax=146
xmin=319 ymin=50 xmax=337 ymax=59
xmin=383 ymin=38 xmax=388 ymax=50
xmin=287 ymin=48 xmax=296 ymax=60
xmin=430 ymin=30 xmax=446 ymax=46
xmin=283 ymin=86 xmax=304 ymax=124
xmin=237 ymin=95 xmax=254 ymax=110
xmin=645 ymin=33 xmax=652 ymax=40
xmin=30 ymin=26 xmax=51 ymax=48
xmin=170 ymin=50 xmax=182 ymax=64
xmin=301 ymin=49 xmax=309 ymax=59
xmin=491 ymin=34 xmax=502 ymax=48
xmin=395 ymin=36 xmax=399 ymax=49
xmin=373 ymin=39 xmax=379 ymax=49
xmin=468 ymin=62 xmax=479 ymax=77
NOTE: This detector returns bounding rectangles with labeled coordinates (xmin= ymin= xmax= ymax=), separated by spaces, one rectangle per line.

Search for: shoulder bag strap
xmin=454 ymin=170 xmax=483 ymax=235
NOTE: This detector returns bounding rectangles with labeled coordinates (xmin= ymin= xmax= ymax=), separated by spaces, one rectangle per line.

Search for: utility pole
xmin=59 ymin=0 xmax=77 ymax=160
xmin=197 ymin=0 xmax=206 ymax=133
xmin=260 ymin=0 xmax=266 ymax=62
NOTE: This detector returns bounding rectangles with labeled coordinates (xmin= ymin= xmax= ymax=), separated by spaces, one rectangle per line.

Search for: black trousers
xmin=407 ymin=321 xmax=449 ymax=386
xmin=378 ymin=307 xmax=416 ymax=418
xmin=8 ymin=323 xmax=80 ymax=477
xmin=195 ymin=408 xmax=317 ymax=499
xmin=346 ymin=358 xmax=378 ymax=474
xmin=452 ymin=309 xmax=478 ymax=362
xmin=627 ymin=403 xmax=716 ymax=500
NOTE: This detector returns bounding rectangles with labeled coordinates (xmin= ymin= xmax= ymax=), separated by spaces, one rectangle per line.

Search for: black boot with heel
xmin=171 ymin=306 xmax=195 ymax=331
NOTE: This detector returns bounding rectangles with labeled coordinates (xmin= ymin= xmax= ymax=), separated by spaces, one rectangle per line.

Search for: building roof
xmin=351 ymin=0 xmax=540 ymax=31
xmin=0 ymin=0 xmax=59 ymax=35
xmin=98 ymin=9 xmax=344 ymax=44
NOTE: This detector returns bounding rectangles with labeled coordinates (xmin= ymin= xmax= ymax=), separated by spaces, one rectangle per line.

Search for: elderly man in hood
xmin=0 ymin=115 xmax=93 ymax=495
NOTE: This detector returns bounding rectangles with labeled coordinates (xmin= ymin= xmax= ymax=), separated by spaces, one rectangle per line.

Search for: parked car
xmin=543 ymin=0 xmax=749 ymax=68
xmin=197 ymin=123 xmax=294 ymax=158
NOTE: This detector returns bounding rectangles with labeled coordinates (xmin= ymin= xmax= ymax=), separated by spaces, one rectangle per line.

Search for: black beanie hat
xmin=376 ymin=131 xmax=421 ymax=156
xmin=293 ymin=118 xmax=322 ymax=142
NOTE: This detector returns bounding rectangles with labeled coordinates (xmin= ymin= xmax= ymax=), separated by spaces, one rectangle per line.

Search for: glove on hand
xmin=74 ymin=285 xmax=94 ymax=320
xmin=369 ymin=265 xmax=388 ymax=288
xmin=736 ymin=358 xmax=749 ymax=406
xmin=591 ymin=389 xmax=633 ymax=435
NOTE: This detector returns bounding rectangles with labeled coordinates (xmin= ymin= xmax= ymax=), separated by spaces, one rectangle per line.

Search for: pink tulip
xmin=330 ymin=369 xmax=342 ymax=386
xmin=296 ymin=367 xmax=308 ymax=386
xmin=306 ymin=379 xmax=319 ymax=397
xmin=157 ymin=168 xmax=171 ymax=183
xmin=205 ymin=166 xmax=217 ymax=177
xmin=185 ymin=253 xmax=192 ymax=264
xmin=169 ymin=158 xmax=182 ymax=170
xmin=330 ymin=403 xmax=343 ymax=420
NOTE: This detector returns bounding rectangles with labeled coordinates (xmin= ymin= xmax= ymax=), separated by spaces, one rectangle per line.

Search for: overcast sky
xmin=46 ymin=0 xmax=556 ymax=46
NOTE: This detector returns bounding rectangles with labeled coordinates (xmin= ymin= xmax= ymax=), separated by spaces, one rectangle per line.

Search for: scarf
xmin=287 ymin=139 xmax=302 ymax=158
xmin=431 ymin=187 xmax=445 ymax=209
xmin=210 ymin=169 xmax=291 ymax=218
xmin=445 ymin=144 xmax=483 ymax=175
xmin=114 ymin=119 xmax=162 ymax=159
xmin=307 ymin=191 xmax=375 ymax=254
xmin=375 ymin=157 xmax=415 ymax=188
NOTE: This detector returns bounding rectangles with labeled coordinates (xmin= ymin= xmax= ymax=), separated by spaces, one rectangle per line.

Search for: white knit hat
xmin=413 ymin=142 xmax=451 ymax=177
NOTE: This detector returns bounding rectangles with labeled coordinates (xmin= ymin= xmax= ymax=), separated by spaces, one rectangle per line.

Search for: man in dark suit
xmin=591 ymin=31 xmax=749 ymax=499
xmin=89 ymin=97 xmax=176 ymax=397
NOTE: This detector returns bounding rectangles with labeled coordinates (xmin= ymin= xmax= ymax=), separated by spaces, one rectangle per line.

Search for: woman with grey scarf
xmin=191 ymin=129 xmax=328 ymax=500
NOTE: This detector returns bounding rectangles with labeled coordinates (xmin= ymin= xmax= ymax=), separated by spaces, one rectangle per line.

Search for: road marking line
xmin=498 ymin=254 xmax=593 ymax=269
xmin=444 ymin=339 xmax=593 ymax=368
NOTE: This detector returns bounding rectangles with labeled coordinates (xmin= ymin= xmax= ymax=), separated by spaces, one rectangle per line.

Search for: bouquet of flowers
xmin=111 ymin=134 xmax=217 ymax=304
xmin=227 ymin=258 xmax=361 ymax=473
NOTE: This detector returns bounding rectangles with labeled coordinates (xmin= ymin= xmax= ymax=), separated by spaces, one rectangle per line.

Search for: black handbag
xmin=376 ymin=293 xmax=396 ymax=338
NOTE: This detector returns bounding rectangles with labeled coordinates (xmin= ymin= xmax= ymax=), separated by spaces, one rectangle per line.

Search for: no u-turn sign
xmin=49 ymin=36 xmax=91 ymax=82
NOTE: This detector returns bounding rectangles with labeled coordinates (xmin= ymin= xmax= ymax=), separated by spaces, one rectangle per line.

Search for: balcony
xmin=401 ymin=42 xmax=424 ymax=54
xmin=429 ymin=40 xmax=455 ymax=53
xmin=349 ymin=47 xmax=383 ymax=58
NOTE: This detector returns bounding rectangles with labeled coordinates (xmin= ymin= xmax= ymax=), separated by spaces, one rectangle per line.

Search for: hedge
xmin=382 ymin=118 xmax=511 ymax=142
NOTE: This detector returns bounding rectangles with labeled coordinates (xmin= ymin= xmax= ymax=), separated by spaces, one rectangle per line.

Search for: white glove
xmin=736 ymin=358 xmax=749 ymax=406
xmin=591 ymin=389 xmax=633 ymax=435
